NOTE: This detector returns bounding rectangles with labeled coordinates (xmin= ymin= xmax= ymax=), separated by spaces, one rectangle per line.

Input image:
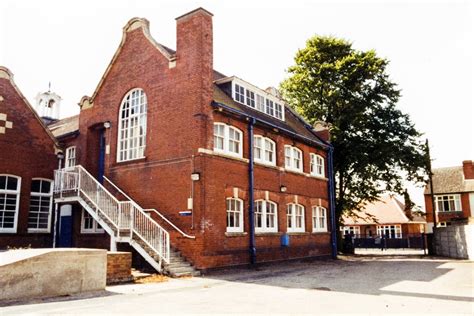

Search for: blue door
xmin=58 ymin=205 xmax=73 ymax=247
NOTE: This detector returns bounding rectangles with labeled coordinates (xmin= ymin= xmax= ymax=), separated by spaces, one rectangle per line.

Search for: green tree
xmin=280 ymin=36 xmax=427 ymax=224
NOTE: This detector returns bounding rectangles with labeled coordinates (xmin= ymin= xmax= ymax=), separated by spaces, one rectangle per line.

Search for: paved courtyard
xmin=2 ymin=255 xmax=473 ymax=314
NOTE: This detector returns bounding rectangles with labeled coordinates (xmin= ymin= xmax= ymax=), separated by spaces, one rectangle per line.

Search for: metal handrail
xmin=104 ymin=175 xmax=195 ymax=239
xmin=144 ymin=208 xmax=195 ymax=239
xmin=54 ymin=165 xmax=170 ymax=263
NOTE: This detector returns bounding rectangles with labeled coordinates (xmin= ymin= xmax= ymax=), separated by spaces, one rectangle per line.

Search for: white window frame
xmin=284 ymin=145 xmax=303 ymax=172
xmin=435 ymin=194 xmax=462 ymax=212
xmin=65 ymin=146 xmax=76 ymax=169
xmin=274 ymin=103 xmax=283 ymax=120
xmin=234 ymin=83 xmax=245 ymax=104
xmin=312 ymin=206 xmax=327 ymax=232
xmin=255 ymin=200 xmax=278 ymax=233
xmin=246 ymin=89 xmax=255 ymax=108
xmin=342 ymin=226 xmax=360 ymax=237
xmin=117 ymin=88 xmax=147 ymax=162
xmin=377 ymin=225 xmax=402 ymax=238
xmin=27 ymin=178 xmax=53 ymax=233
xmin=0 ymin=175 xmax=21 ymax=233
xmin=254 ymin=135 xmax=276 ymax=166
xmin=287 ymin=203 xmax=305 ymax=233
xmin=226 ymin=198 xmax=244 ymax=233
xmin=256 ymin=94 xmax=265 ymax=112
xmin=213 ymin=123 xmax=243 ymax=158
xmin=231 ymin=79 xmax=286 ymax=121
xmin=81 ymin=209 xmax=104 ymax=234
xmin=310 ymin=153 xmax=325 ymax=177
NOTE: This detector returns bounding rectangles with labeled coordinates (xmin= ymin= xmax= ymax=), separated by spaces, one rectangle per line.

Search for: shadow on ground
xmin=0 ymin=290 xmax=119 ymax=307
xmin=202 ymin=254 xmax=474 ymax=303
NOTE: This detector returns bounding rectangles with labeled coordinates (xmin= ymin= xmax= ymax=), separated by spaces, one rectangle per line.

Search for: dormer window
xmin=235 ymin=84 xmax=245 ymax=103
xmin=256 ymin=94 xmax=265 ymax=112
xmin=246 ymin=90 xmax=255 ymax=108
xmin=230 ymin=78 xmax=285 ymax=121
xmin=266 ymin=99 xmax=274 ymax=116
xmin=275 ymin=103 xmax=283 ymax=120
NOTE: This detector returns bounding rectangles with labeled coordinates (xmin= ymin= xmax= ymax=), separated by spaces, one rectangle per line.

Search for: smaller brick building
xmin=342 ymin=195 xmax=426 ymax=239
xmin=424 ymin=160 xmax=474 ymax=231
xmin=0 ymin=67 xmax=60 ymax=248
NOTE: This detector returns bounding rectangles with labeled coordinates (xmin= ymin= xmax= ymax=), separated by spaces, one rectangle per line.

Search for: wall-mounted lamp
xmin=280 ymin=185 xmax=287 ymax=193
xmin=57 ymin=152 xmax=64 ymax=160
xmin=103 ymin=121 xmax=111 ymax=129
xmin=191 ymin=172 xmax=200 ymax=181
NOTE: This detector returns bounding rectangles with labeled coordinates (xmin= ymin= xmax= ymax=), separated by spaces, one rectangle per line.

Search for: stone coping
xmin=0 ymin=248 xmax=106 ymax=267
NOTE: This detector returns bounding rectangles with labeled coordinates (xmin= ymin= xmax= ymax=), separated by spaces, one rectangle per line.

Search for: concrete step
xmin=171 ymin=270 xmax=201 ymax=277
xmin=165 ymin=262 xmax=192 ymax=269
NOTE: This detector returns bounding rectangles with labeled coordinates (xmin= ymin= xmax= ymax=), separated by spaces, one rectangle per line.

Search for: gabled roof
xmin=424 ymin=166 xmax=474 ymax=194
xmin=0 ymin=66 xmax=60 ymax=150
xmin=80 ymin=18 xmax=176 ymax=108
xmin=342 ymin=195 xmax=426 ymax=225
xmin=49 ymin=115 xmax=79 ymax=138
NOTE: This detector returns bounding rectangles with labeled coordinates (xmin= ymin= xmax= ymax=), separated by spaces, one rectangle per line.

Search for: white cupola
xmin=34 ymin=85 xmax=61 ymax=124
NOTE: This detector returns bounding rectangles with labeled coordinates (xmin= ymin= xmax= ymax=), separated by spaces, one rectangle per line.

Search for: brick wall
xmin=0 ymin=68 xmax=58 ymax=249
xmin=106 ymin=251 xmax=132 ymax=284
xmin=61 ymin=9 xmax=332 ymax=269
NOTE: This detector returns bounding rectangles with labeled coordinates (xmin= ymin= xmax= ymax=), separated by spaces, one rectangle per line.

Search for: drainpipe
xmin=53 ymin=151 xmax=64 ymax=248
xmin=98 ymin=121 xmax=111 ymax=184
xmin=426 ymin=139 xmax=437 ymax=230
xmin=248 ymin=118 xmax=257 ymax=265
xmin=327 ymin=146 xmax=338 ymax=259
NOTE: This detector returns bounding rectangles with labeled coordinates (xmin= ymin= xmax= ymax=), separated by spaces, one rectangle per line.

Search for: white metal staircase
xmin=54 ymin=165 xmax=198 ymax=276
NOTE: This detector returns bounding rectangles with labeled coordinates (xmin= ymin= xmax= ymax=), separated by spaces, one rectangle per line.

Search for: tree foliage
xmin=280 ymin=36 xmax=427 ymax=222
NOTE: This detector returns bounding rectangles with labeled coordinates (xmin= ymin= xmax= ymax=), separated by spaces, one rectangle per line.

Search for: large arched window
xmin=117 ymin=89 xmax=147 ymax=162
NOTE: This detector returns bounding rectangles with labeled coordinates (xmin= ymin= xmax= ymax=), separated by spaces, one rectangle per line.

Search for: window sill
xmin=436 ymin=211 xmax=463 ymax=213
xmin=311 ymin=231 xmax=329 ymax=234
xmin=81 ymin=231 xmax=106 ymax=234
xmin=198 ymin=148 xmax=249 ymax=163
xmin=225 ymin=232 xmax=247 ymax=237
xmin=255 ymin=232 xmax=282 ymax=236
xmin=27 ymin=229 xmax=51 ymax=234
xmin=115 ymin=157 xmax=147 ymax=166
xmin=284 ymin=168 xmax=305 ymax=175
xmin=254 ymin=161 xmax=277 ymax=169
xmin=287 ymin=231 xmax=308 ymax=235
xmin=307 ymin=174 xmax=328 ymax=181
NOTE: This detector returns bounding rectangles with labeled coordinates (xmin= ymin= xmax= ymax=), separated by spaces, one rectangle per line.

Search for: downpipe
xmin=248 ymin=118 xmax=257 ymax=265
xmin=328 ymin=146 xmax=338 ymax=259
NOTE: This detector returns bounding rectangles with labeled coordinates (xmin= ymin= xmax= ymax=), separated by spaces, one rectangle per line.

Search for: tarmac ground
xmin=2 ymin=254 xmax=473 ymax=314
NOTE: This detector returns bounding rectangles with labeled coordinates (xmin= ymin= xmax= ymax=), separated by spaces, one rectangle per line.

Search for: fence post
xmin=77 ymin=168 xmax=81 ymax=196
xmin=118 ymin=202 xmax=122 ymax=238
xmin=130 ymin=206 xmax=134 ymax=239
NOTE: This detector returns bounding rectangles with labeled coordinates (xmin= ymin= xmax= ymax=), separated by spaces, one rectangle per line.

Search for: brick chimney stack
xmin=462 ymin=160 xmax=474 ymax=179
xmin=175 ymin=8 xmax=213 ymax=90
xmin=313 ymin=121 xmax=331 ymax=142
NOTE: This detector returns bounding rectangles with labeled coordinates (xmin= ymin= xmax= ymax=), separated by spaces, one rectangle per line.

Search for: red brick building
xmin=2 ymin=8 xmax=336 ymax=274
xmin=424 ymin=160 xmax=474 ymax=231
xmin=341 ymin=195 xmax=426 ymax=239
xmin=0 ymin=67 xmax=60 ymax=248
